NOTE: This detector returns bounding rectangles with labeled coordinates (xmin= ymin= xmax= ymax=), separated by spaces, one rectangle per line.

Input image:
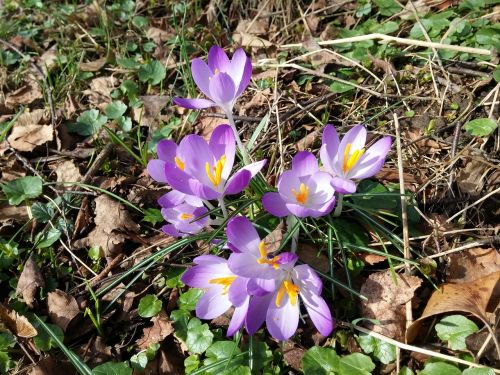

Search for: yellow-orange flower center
xmin=208 ymin=276 xmax=236 ymax=294
xmin=179 ymin=213 xmax=194 ymax=221
xmin=175 ymin=157 xmax=185 ymax=171
xmin=205 ymin=155 xmax=226 ymax=187
xmin=275 ymin=280 xmax=300 ymax=307
xmin=292 ymin=183 xmax=309 ymax=205
xmin=256 ymin=241 xmax=280 ymax=269
xmin=342 ymin=143 xmax=365 ymax=174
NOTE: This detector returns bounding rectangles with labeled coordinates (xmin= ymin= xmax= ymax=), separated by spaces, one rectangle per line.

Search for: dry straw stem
xmin=279 ymin=33 xmax=492 ymax=56
xmin=346 ymin=323 xmax=500 ymax=373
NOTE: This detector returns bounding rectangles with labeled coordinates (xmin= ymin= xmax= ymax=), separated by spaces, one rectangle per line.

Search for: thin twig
xmin=446 ymin=186 xmax=500 ymax=223
xmin=279 ymin=33 xmax=492 ymax=56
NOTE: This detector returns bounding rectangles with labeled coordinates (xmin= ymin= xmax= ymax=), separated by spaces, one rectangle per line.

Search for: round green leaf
xmin=464 ymin=118 xmax=498 ymax=137
xmin=419 ymin=361 xmax=461 ymax=375
xmin=338 ymin=353 xmax=375 ymax=375
xmin=462 ymin=367 xmax=495 ymax=375
xmin=2 ymin=176 xmax=43 ymax=205
xmin=105 ymin=101 xmax=127 ymax=119
xmin=302 ymin=346 xmax=340 ymax=374
xmin=138 ymin=294 xmax=162 ymax=318
xmin=186 ymin=319 xmax=213 ymax=354
xmin=91 ymin=362 xmax=132 ymax=375
xmin=138 ymin=60 xmax=166 ymax=86
xmin=435 ymin=315 xmax=478 ymax=350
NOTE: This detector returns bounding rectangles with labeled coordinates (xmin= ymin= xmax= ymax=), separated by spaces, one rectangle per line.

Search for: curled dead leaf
xmin=360 ymin=271 xmax=422 ymax=341
xmin=448 ymin=247 xmax=500 ymax=283
xmin=51 ymin=160 xmax=83 ymax=185
xmin=5 ymin=79 xmax=43 ymax=107
xmin=79 ymin=56 xmax=107 ymax=72
xmin=16 ymin=256 xmax=45 ymax=308
xmin=233 ymin=31 xmax=272 ymax=48
xmin=406 ymin=271 xmax=500 ymax=344
xmin=136 ymin=311 xmax=174 ymax=350
xmin=0 ymin=302 xmax=37 ymax=338
xmin=47 ymin=289 xmax=80 ymax=331
xmin=7 ymin=109 xmax=53 ymax=152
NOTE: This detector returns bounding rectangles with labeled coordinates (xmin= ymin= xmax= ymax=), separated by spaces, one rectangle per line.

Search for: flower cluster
xmin=147 ymin=45 xmax=392 ymax=341
xmin=182 ymin=216 xmax=333 ymax=340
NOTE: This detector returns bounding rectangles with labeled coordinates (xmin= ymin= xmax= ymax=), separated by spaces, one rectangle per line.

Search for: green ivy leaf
xmin=2 ymin=176 xmax=43 ymax=205
xmin=374 ymin=0 xmax=401 ymax=16
xmin=338 ymin=353 xmax=375 ymax=375
xmin=91 ymin=362 xmax=133 ymax=375
xmin=184 ymin=354 xmax=200 ymax=373
xmin=170 ymin=309 xmax=190 ymax=341
xmin=105 ymin=101 xmax=127 ymax=119
xmin=302 ymin=346 xmax=340 ymax=374
xmin=352 ymin=180 xmax=398 ymax=211
xmin=464 ymin=118 xmax=498 ymax=137
xmin=0 ymin=334 xmax=15 ymax=351
xmin=35 ymin=226 xmax=61 ymax=249
xmin=418 ymin=361 xmax=461 ymax=375
xmin=178 ymin=288 xmax=203 ymax=311
xmin=164 ymin=267 xmax=185 ymax=288
xmin=31 ymin=202 xmax=55 ymax=223
xmin=0 ymin=351 xmax=14 ymax=373
xmin=138 ymin=294 xmax=162 ymax=318
xmin=461 ymin=367 xmax=495 ymax=375
xmin=34 ymin=323 xmax=64 ymax=351
xmin=203 ymin=341 xmax=243 ymax=372
xmin=330 ymin=81 xmax=355 ymax=93
xmin=138 ymin=60 xmax=166 ymax=86
xmin=130 ymin=352 xmax=148 ymax=371
xmin=68 ymin=109 xmax=108 ymax=136
xmin=435 ymin=315 xmax=478 ymax=350
xmin=143 ymin=208 xmax=164 ymax=225
xmin=186 ymin=319 xmax=213 ymax=354
xmin=399 ymin=366 xmax=414 ymax=375
xmin=117 ymin=116 xmax=132 ymax=132
xmin=357 ymin=334 xmax=397 ymax=364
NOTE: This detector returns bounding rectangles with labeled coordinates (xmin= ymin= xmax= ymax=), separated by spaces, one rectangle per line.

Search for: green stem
xmin=226 ymin=111 xmax=250 ymax=165
xmin=333 ymin=193 xmax=344 ymax=217
xmin=218 ymin=197 xmax=228 ymax=219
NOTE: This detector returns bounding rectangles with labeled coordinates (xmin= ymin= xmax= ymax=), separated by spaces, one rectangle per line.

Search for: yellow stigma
xmin=256 ymin=241 xmax=280 ymax=269
xmin=205 ymin=155 xmax=226 ymax=187
xmin=179 ymin=213 xmax=194 ymax=220
xmin=291 ymin=183 xmax=309 ymax=205
xmin=175 ymin=157 xmax=185 ymax=171
xmin=342 ymin=143 xmax=365 ymax=174
xmin=275 ymin=280 xmax=300 ymax=307
xmin=209 ymin=276 xmax=236 ymax=294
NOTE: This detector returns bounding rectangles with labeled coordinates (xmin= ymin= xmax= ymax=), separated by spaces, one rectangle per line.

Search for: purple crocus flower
xmin=160 ymin=201 xmax=208 ymax=238
xmin=226 ymin=216 xmax=333 ymax=340
xmin=181 ymin=255 xmax=250 ymax=336
xmin=262 ymin=151 xmax=335 ymax=218
xmin=158 ymin=189 xmax=204 ymax=209
xmin=157 ymin=125 xmax=266 ymax=201
xmin=320 ymin=124 xmax=392 ymax=194
xmin=173 ymin=46 xmax=252 ymax=115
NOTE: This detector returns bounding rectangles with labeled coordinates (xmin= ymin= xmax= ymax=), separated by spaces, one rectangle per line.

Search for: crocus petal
xmin=164 ymin=163 xmax=195 ymax=196
xmin=161 ymin=224 xmax=181 ymax=237
xmin=224 ymin=159 xmax=266 ymax=195
xmin=246 ymin=294 xmax=273 ymax=334
xmin=292 ymin=151 xmax=318 ymax=177
xmin=248 ymin=278 xmax=276 ymax=295
xmin=284 ymin=203 xmax=315 ymax=218
xmin=277 ymin=170 xmax=302 ymax=203
xmin=147 ymin=160 xmax=167 ymax=183
xmin=188 ymin=178 xmax=220 ymax=200
xmin=209 ymin=124 xmax=235 ymax=180
xmin=209 ymin=72 xmax=236 ymax=105
xmin=266 ymin=292 xmax=300 ymax=341
xmin=179 ymin=135 xmax=215 ymax=186
xmin=310 ymin=198 xmax=336 ymax=217
xmin=228 ymin=277 xmax=249 ymax=307
xmin=308 ymin=172 xmax=334 ymax=206
xmin=193 ymin=255 xmax=227 ymax=265
xmin=233 ymin=52 xmax=252 ymax=97
xmin=292 ymin=264 xmax=322 ymax=295
xmin=227 ymin=216 xmax=261 ymax=255
xmin=157 ymin=139 xmax=177 ymax=162
xmin=173 ymin=97 xmax=216 ymax=110
xmin=208 ymin=46 xmax=230 ymax=73
xmin=227 ymin=296 xmax=249 ymax=336
xmin=349 ymin=136 xmax=392 ymax=179
xmin=300 ymin=290 xmax=333 ymax=337
xmin=196 ymin=287 xmax=232 ymax=320
xmin=181 ymin=265 xmax=224 ymax=288
xmin=158 ymin=190 xmax=186 ymax=208
xmin=191 ymin=58 xmax=213 ymax=98
xmin=227 ymin=48 xmax=247 ymax=88
xmin=331 ymin=176 xmax=357 ymax=194
xmin=320 ymin=124 xmax=340 ymax=174
xmin=228 ymin=253 xmax=281 ymax=280
xmin=262 ymin=192 xmax=290 ymax=217
xmin=335 ymin=125 xmax=367 ymax=173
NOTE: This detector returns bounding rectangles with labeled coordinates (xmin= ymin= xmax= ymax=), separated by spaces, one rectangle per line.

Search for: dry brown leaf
xmin=7 ymin=109 xmax=53 ymax=152
xmin=51 ymin=160 xmax=83 ymax=185
xmin=136 ymin=311 xmax=174 ymax=350
xmin=133 ymin=95 xmax=169 ymax=128
xmin=0 ymin=203 xmax=29 ymax=223
xmin=296 ymin=128 xmax=321 ymax=151
xmin=146 ymin=27 xmax=174 ymax=45
xmin=139 ymin=339 xmax=184 ymax=375
xmin=86 ymin=195 xmax=140 ymax=258
xmin=406 ymin=128 xmax=445 ymax=154
xmin=360 ymin=271 xmax=422 ymax=341
xmin=263 ymin=222 xmax=285 ymax=254
xmin=235 ymin=19 xmax=268 ymax=35
xmin=457 ymin=158 xmax=488 ymax=195
xmin=37 ymin=45 xmax=58 ymax=75
xmin=47 ymin=289 xmax=80 ymax=331
xmin=356 ymin=252 xmax=388 ymax=265
xmin=283 ymin=342 xmax=305 ymax=371
xmin=297 ymin=243 xmax=329 ymax=273
xmin=16 ymin=256 xmax=45 ymax=308
xmin=29 ymin=357 xmax=76 ymax=375
xmin=303 ymin=38 xmax=346 ymax=67
xmin=197 ymin=116 xmax=227 ymax=141
xmin=5 ymin=80 xmax=43 ymax=107
xmin=233 ymin=31 xmax=273 ymax=48
xmin=0 ymin=302 xmax=37 ymax=338
xmin=79 ymin=56 xmax=107 ymax=72
xmin=406 ymin=271 xmax=499 ymax=343
xmin=448 ymin=248 xmax=500 ymax=283
xmin=240 ymin=89 xmax=270 ymax=114
xmin=83 ymin=76 xmax=117 ymax=108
